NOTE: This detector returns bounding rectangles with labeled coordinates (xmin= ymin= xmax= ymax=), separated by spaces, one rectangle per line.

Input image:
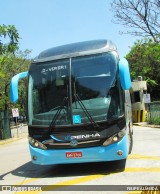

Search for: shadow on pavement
xmin=0 ymin=159 xmax=126 ymax=180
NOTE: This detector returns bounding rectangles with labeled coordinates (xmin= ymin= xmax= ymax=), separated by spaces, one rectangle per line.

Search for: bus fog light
xmin=117 ymin=150 xmax=123 ymax=156
xmin=33 ymin=156 xmax=37 ymax=160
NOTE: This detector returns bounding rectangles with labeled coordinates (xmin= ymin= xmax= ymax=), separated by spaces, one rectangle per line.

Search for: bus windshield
xmin=28 ymin=52 xmax=124 ymax=126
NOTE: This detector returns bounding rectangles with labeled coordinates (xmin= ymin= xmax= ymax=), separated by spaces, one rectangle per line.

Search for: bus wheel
xmin=112 ymin=159 xmax=126 ymax=172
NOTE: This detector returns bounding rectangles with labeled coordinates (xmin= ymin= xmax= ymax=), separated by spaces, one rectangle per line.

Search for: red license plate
xmin=66 ymin=152 xmax=82 ymax=158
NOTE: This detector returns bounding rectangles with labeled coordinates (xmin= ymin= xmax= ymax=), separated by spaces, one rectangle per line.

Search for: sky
xmin=0 ymin=0 xmax=138 ymax=59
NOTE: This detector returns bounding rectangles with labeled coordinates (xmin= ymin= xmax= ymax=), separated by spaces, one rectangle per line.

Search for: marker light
xmin=118 ymin=130 xmax=125 ymax=138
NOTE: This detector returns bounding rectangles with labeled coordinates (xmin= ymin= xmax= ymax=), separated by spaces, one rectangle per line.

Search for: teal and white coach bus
xmin=10 ymin=39 xmax=133 ymax=166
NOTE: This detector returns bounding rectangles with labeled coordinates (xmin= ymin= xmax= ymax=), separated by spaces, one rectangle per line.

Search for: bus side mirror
xmin=118 ymin=58 xmax=131 ymax=90
xmin=10 ymin=71 xmax=28 ymax=103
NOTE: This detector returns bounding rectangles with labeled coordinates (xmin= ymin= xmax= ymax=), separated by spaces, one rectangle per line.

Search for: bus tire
xmin=111 ymin=159 xmax=126 ymax=172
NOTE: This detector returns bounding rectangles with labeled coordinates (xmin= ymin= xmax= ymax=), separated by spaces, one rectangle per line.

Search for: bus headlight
xmin=28 ymin=137 xmax=47 ymax=150
xmin=103 ymin=129 xmax=126 ymax=146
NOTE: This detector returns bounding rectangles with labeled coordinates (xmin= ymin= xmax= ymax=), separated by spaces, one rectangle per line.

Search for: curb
xmin=133 ymin=122 xmax=160 ymax=128
xmin=0 ymin=133 xmax=28 ymax=145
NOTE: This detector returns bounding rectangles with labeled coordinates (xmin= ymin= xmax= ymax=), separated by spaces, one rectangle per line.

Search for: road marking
xmin=14 ymin=154 xmax=160 ymax=194
xmin=125 ymin=192 xmax=143 ymax=194
xmin=125 ymin=167 xmax=160 ymax=172
xmin=15 ymin=178 xmax=39 ymax=185
xmin=128 ymin=154 xmax=160 ymax=160
xmin=125 ymin=191 xmax=160 ymax=194
xmin=53 ymin=174 xmax=106 ymax=185
xmin=15 ymin=167 xmax=160 ymax=194
xmin=15 ymin=174 xmax=106 ymax=194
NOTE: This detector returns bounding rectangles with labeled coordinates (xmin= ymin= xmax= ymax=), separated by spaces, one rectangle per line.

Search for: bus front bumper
xmin=29 ymin=135 xmax=128 ymax=165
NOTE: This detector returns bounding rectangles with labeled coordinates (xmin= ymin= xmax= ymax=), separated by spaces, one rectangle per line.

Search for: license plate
xmin=66 ymin=152 xmax=82 ymax=158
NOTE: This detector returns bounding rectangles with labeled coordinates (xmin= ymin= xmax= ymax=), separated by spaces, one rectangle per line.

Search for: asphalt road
xmin=0 ymin=125 xmax=160 ymax=194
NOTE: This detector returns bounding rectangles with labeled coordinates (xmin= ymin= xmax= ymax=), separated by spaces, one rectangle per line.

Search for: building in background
xmin=130 ymin=76 xmax=150 ymax=123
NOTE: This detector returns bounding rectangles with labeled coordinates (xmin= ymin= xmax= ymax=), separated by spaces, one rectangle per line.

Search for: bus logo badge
xmin=70 ymin=139 xmax=78 ymax=147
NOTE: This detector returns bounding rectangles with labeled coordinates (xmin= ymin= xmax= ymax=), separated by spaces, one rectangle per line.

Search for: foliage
xmin=0 ymin=24 xmax=20 ymax=54
xmin=126 ymin=38 xmax=160 ymax=100
xmin=0 ymin=51 xmax=31 ymax=115
xmin=146 ymin=102 xmax=160 ymax=124
xmin=147 ymin=115 xmax=160 ymax=125
xmin=111 ymin=0 xmax=160 ymax=43
xmin=0 ymin=24 xmax=31 ymax=117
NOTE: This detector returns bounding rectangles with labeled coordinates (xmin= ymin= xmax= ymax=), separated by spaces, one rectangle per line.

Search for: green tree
xmin=0 ymin=24 xmax=30 ymax=117
xmin=126 ymin=39 xmax=160 ymax=100
xmin=0 ymin=51 xmax=31 ymax=114
xmin=0 ymin=24 xmax=20 ymax=54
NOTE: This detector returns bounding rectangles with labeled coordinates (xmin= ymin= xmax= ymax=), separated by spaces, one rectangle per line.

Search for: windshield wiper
xmin=73 ymin=82 xmax=100 ymax=129
xmin=49 ymin=97 xmax=68 ymax=133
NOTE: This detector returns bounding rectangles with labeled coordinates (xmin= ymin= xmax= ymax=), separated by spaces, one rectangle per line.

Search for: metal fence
xmin=147 ymin=102 xmax=160 ymax=124
xmin=0 ymin=110 xmax=11 ymax=139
